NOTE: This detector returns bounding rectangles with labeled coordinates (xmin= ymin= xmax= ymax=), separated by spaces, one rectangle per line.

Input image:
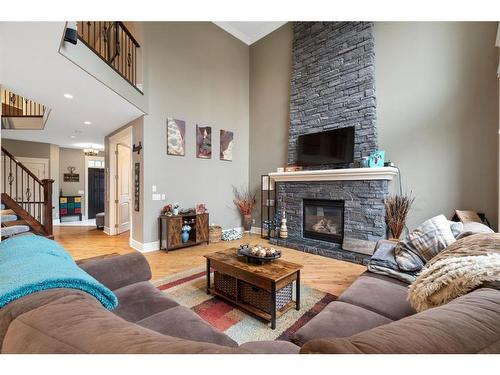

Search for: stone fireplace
xmin=303 ymin=199 xmax=344 ymax=244
xmin=269 ymin=168 xmax=397 ymax=265
xmin=267 ymin=22 xmax=393 ymax=265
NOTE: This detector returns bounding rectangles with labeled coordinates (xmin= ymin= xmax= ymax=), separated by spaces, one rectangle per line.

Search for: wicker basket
xmin=239 ymin=281 xmax=293 ymax=314
xmin=214 ymin=271 xmax=237 ymax=298
xmin=209 ymin=225 xmax=222 ymax=243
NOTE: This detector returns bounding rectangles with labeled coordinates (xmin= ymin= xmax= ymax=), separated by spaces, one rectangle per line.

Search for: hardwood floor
xmin=54 ymin=226 xmax=366 ymax=296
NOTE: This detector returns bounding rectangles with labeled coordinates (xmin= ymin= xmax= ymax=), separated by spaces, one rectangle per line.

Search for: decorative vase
xmin=173 ymin=208 xmax=179 ymax=216
xmin=181 ymin=230 xmax=189 ymax=243
xmin=279 ymin=210 xmax=288 ymax=239
xmin=242 ymin=214 xmax=252 ymax=232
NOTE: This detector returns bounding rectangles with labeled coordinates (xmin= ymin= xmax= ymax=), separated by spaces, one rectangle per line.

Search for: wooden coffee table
xmin=204 ymin=248 xmax=303 ymax=329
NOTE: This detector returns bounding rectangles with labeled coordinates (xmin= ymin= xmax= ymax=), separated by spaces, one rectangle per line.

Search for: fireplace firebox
xmin=303 ymin=199 xmax=344 ymax=244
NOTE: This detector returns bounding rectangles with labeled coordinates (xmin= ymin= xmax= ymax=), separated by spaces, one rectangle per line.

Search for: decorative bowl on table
xmin=237 ymin=244 xmax=281 ymax=264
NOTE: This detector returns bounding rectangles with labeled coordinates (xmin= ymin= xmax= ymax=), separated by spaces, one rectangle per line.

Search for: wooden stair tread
xmin=2 ymin=219 xmax=27 ymax=227
xmin=1 ymin=193 xmax=48 ymax=237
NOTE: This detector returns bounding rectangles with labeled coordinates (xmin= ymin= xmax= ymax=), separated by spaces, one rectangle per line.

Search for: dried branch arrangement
xmin=232 ymin=186 xmax=257 ymax=215
xmin=385 ymin=193 xmax=415 ymax=239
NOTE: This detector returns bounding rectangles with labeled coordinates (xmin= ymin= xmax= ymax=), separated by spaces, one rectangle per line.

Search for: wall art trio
xmin=166 ymin=117 xmax=233 ymax=161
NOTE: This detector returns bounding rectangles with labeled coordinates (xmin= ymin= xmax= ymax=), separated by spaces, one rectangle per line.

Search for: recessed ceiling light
xmin=64 ymin=93 xmax=73 ymax=99
xmin=70 ymin=135 xmax=76 ymax=139
xmin=83 ymin=121 xmax=92 ymax=125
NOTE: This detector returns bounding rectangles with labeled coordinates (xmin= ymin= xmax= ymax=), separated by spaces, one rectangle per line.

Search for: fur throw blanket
xmin=408 ymin=233 xmax=500 ymax=312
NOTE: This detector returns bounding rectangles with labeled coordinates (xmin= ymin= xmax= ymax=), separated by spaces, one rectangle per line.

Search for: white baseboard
xmin=53 ymin=219 xmax=60 ymax=225
xmin=103 ymin=226 xmax=112 ymax=235
xmin=129 ymin=238 xmax=159 ymax=253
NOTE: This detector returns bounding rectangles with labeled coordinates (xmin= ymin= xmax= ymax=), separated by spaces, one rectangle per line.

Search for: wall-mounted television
xmin=296 ymin=127 xmax=355 ymax=166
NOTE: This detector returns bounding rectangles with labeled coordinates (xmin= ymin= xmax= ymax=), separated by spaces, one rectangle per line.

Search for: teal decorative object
xmin=181 ymin=224 xmax=191 ymax=243
xmin=368 ymin=151 xmax=385 ymax=168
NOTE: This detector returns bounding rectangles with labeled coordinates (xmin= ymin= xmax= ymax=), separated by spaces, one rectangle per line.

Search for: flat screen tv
xmin=297 ymin=127 xmax=355 ymax=166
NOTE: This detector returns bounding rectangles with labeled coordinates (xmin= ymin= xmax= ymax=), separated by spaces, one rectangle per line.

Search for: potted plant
xmin=384 ymin=193 xmax=415 ymax=240
xmin=232 ymin=186 xmax=256 ymax=232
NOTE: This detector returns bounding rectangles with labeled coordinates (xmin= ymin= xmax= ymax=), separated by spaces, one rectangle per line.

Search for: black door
xmin=88 ymin=168 xmax=105 ymax=219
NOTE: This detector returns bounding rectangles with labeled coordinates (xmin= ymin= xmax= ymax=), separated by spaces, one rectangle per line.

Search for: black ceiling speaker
xmin=64 ymin=27 xmax=78 ymax=45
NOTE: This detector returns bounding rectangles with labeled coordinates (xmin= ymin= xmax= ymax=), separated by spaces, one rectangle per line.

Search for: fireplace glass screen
xmin=303 ymin=199 xmax=344 ymax=243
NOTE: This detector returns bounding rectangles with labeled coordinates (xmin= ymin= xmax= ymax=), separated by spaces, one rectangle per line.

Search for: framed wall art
xmin=134 ymin=162 xmax=140 ymax=212
xmin=220 ymin=129 xmax=234 ymax=161
xmin=196 ymin=125 xmax=212 ymax=159
xmin=167 ymin=118 xmax=186 ymax=156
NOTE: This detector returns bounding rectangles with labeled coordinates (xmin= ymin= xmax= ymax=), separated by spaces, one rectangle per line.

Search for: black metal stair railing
xmin=76 ymin=21 xmax=141 ymax=91
xmin=1 ymin=146 xmax=54 ymax=237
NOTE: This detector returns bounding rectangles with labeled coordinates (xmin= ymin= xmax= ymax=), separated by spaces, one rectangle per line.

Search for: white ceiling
xmin=0 ymin=22 xmax=143 ymax=150
xmin=214 ymin=22 xmax=287 ymax=45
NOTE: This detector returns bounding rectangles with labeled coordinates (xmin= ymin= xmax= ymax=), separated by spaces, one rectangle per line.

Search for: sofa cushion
xmin=338 ymin=272 xmax=416 ymax=320
xmin=113 ymin=281 xmax=179 ymax=322
xmin=136 ymin=306 xmax=238 ymax=348
xmin=456 ymin=221 xmax=494 ymax=240
xmin=300 ymin=288 xmax=500 ymax=354
xmin=293 ymin=301 xmax=392 ymax=346
xmin=79 ymin=252 xmax=152 ymax=291
xmin=1 ymin=292 xmax=239 ymax=354
xmin=239 ymin=340 xmax=300 ymax=354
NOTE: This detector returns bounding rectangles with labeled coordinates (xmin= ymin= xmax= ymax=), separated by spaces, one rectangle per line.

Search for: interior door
xmin=116 ymin=144 xmax=131 ymax=233
xmin=88 ymin=168 xmax=105 ymax=219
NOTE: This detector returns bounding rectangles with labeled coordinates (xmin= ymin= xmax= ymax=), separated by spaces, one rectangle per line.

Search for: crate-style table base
xmin=204 ymin=250 xmax=302 ymax=330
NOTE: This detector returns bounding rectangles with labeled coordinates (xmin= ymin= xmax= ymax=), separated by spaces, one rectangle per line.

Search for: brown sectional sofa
xmin=1 ymin=247 xmax=499 ymax=354
xmin=295 ymin=260 xmax=500 ymax=353
xmin=0 ymin=252 xmax=299 ymax=354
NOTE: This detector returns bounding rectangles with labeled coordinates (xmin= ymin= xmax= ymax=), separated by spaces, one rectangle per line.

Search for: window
xmin=88 ymin=160 xmax=105 ymax=168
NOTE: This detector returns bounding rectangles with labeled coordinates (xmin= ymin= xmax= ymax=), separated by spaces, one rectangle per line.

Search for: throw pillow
xmin=449 ymin=221 xmax=464 ymax=238
xmin=408 ymin=233 xmax=500 ymax=311
xmin=456 ymin=221 xmax=494 ymax=240
xmin=395 ymin=214 xmax=456 ymax=272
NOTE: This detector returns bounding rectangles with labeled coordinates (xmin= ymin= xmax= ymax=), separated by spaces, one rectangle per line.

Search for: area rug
xmin=153 ymin=267 xmax=336 ymax=344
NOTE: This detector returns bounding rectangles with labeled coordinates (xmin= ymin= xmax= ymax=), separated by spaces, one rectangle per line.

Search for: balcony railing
xmin=77 ymin=21 xmax=141 ymax=91
xmin=1 ymin=89 xmax=50 ymax=130
xmin=1 ymin=89 xmax=46 ymax=117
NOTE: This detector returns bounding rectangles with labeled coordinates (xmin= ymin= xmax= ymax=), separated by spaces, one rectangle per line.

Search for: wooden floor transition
xmin=54 ymin=226 xmax=366 ymax=296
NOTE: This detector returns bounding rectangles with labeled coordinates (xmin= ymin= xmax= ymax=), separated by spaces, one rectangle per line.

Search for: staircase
xmin=1 ymin=146 xmax=54 ymax=239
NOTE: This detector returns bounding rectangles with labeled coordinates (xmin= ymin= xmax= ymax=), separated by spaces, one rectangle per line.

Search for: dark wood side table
xmin=204 ymin=249 xmax=302 ymax=329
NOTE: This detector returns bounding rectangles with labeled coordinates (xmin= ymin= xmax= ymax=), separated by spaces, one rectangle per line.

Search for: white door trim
xmin=108 ymin=126 xmax=132 ymax=236
xmin=84 ymin=155 xmax=105 ymax=220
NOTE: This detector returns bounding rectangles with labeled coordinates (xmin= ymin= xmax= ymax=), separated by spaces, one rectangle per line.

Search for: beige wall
xmin=1 ymin=138 xmax=51 ymax=159
xmin=49 ymin=144 xmax=60 ymax=219
xmin=248 ymin=22 xmax=499 ymax=231
xmin=249 ymin=24 xmax=293 ymax=226
xmin=140 ymin=22 xmax=250 ymax=244
xmin=375 ymin=22 xmax=499 ymax=230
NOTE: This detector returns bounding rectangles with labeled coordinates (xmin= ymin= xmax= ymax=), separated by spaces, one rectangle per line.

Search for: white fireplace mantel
xmin=268 ymin=167 xmax=399 ymax=183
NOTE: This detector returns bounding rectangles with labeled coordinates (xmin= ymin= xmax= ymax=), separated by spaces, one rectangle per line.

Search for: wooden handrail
xmin=116 ymin=22 xmax=140 ymax=47
xmin=2 ymin=146 xmax=43 ymax=184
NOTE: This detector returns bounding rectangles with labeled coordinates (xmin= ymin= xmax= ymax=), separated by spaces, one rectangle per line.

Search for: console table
xmin=159 ymin=213 xmax=209 ymax=251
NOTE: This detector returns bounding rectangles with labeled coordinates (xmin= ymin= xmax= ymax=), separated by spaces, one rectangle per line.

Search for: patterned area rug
xmin=153 ymin=267 xmax=336 ymax=344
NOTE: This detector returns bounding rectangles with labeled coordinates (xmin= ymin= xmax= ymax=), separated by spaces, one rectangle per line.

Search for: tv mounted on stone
xmin=296 ymin=126 xmax=355 ymax=167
